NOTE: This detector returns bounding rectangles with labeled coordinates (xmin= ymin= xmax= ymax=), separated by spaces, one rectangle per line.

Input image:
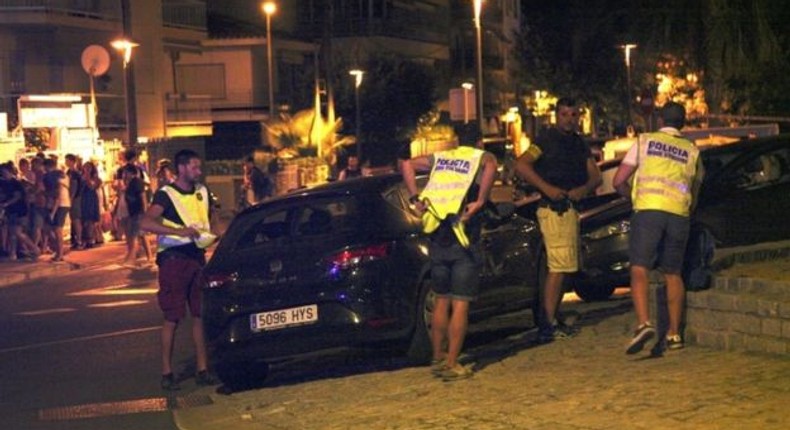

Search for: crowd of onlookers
xmin=0 ymin=148 xmax=379 ymax=264
xmin=0 ymin=148 xmax=177 ymax=265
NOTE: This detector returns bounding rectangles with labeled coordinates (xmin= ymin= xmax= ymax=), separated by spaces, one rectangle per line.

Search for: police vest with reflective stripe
xmin=632 ymin=131 xmax=700 ymax=217
xmin=419 ymin=146 xmax=484 ymax=246
xmin=157 ymin=183 xmax=211 ymax=252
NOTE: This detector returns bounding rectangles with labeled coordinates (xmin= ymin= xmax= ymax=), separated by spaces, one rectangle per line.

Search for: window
xmin=727 ymin=148 xmax=790 ymax=191
xmin=295 ymin=200 xmax=356 ymax=238
xmin=236 ymin=209 xmax=290 ymax=250
xmin=176 ymin=64 xmax=226 ymax=99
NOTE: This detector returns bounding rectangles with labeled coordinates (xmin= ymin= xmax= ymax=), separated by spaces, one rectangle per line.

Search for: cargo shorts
xmin=157 ymin=256 xmax=204 ymax=322
xmin=536 ymin=206 xmax=580 ymax=273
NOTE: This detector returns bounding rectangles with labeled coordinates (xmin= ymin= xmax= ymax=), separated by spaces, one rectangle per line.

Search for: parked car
xmin=569 ymin=134 xmax=790 ymax=301
xmin=202 ymin=174 xmax=543 ymax=387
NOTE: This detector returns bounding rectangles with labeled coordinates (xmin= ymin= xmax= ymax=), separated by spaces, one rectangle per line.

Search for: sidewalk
xmin=172 ymin=257 xmax=790 ymax=430
xmin=0 ymin=241 xmax=132 ymax=288
xmin=0 ymin=211 xmax=234 ymax=289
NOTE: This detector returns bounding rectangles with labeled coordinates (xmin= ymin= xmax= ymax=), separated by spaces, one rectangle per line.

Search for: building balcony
xmin=297 ymin=11 xmax=448 ymax=45
xmin=452 ymin=52 xmax=505 ymax=72
xmin=0 ymin=0 xmax=119 ymax=28
xmin=162 ymin=1 xmax=206 ymax=31
xmin=166 ymin=93 xmax=212 ymax=124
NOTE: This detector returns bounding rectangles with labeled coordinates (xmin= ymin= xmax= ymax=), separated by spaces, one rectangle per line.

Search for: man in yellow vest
xmin=613 ymin=102 xmax=705 ymax=355
xmin=515 ymin=97 xmax=602 ymax=343
xmin=141 ymin=149 xmax=218 ymax=390
xmin=401 ymin=139 xmax=497 ymax=381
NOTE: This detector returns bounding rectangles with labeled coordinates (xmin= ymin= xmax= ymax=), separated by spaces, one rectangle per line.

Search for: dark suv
xmin=202 ymin=174 xmax=543 ymax=387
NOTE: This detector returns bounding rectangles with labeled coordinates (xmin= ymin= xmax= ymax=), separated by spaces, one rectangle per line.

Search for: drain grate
xmin=39 ymin=398 xmax=168 ymax=421
xmin=38 ymin=394 xmax=213 ymax=421
xmin=174 ymin=393 xmax=214 ymax=409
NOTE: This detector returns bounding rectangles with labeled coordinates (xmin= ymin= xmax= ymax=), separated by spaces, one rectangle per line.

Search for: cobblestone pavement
xmin=174 ymin=295 xmax=790 ymax=430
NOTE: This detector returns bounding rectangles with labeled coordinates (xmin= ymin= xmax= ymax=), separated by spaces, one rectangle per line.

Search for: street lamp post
xmin=462 ymin=82 xmax=474 ymax=124
xmin=111 ymin=38 xmax=139 ymax=147
xmin=621 ymin=43 xmax=637 ymax=126
xmin=262 ymin=2 xmax=277 ymax=118
xmin=349 ymin=69 xmax=364 ymax=160
xmin=473 ymin=0 xmax=485 ymax=138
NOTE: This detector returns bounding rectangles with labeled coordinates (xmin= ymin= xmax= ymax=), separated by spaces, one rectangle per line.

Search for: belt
xmin=538 ymin=198 xmax=574 ymax=215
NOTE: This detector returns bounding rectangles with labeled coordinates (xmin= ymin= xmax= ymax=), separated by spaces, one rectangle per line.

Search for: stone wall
xmin=685 ymin=276 xmax=790 ymax=355
xmin=661 ymin=242 xmax=790 ymax=356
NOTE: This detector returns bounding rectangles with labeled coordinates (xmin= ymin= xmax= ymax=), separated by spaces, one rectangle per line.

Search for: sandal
xmin=439 ymin=364 xmax=473 ymax=381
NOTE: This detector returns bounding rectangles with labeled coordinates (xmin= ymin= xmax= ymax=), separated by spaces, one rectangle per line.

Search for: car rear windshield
xmin=225 ymin=196 xmax=364 ymax=252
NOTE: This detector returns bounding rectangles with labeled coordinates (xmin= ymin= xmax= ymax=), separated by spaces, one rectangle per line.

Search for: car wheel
xmin=406 ymin=282 xmax=435 ymax=365
xmin=573 ymin=283 xmax=616 ymax=302
xmin=215 ymin=360 xmax=269 ymax=391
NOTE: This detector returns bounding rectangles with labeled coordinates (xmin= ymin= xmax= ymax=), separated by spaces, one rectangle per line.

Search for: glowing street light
xmin=473 ymin=0 xmax=485 ymax=138
xmin=111 ymin=38 xmax=139 ymax=146
xmin=462 ymin=82 xmax=474 ymax=124
xmin=620 ymin=43 xmax=637 ymax=126
xmin=349 ymin=69 xmax=364 ymax=159
xmin=262 ymin=1 xmax=277 ymax=117
xmin=111 ymin=39 xmax=138 ymax=67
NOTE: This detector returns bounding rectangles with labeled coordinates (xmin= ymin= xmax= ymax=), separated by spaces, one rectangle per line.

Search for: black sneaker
xmin=665 ymin=334 xmax=684 ymax=350
xmin=161 ymin=373 xmax=181 ymax=391
xmin=626 ymin=322 xmax=656 ymax=355
xmin=554 ymin=323 xmax=579 ymax=339
xmin=195 ymin=370 xmax=218 ymax=386
xmin=536 ymin=325 xmax=555 ymax=344
xmin=536 ymin=324 xmax=578 ymax=344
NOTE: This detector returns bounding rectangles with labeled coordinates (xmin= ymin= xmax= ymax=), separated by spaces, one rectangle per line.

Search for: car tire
xmin=405 ymin=281 xmax=434 ymax=365
xmin=573 ymin=283 xmax=616 ymax=302
xmin=215 ymin=360 xmax=269 ymax=391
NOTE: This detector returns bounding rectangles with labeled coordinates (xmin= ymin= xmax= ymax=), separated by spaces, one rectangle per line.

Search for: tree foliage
xmin=331 ymin=53 xmax=438 ymax=166
xmin=516 ymin=0 xmax=790 ymax=125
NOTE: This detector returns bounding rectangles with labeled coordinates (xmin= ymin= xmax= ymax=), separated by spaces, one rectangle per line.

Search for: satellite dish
xmin=81 ymin=45 xmax=111 ymax=77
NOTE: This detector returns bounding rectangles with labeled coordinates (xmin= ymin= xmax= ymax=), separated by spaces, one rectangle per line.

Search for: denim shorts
xmin=629 ymin=210 xmax=690 ymax=274
xmin=429 ymin=240 xmax=481 ymax=301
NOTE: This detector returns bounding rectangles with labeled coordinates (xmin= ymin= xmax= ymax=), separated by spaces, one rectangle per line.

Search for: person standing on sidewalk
xmin=0 ymin=163 xmax=40 ymax=260
xmin=401 ymin=139 xmax=497 ymax=381
xmin=121 ymin=164 xmax=153 ymax=266
xmin=338 ymin=154 xmax=363 ymax=180
xmin=141 ymin=149 xmax=217 ymax=390
xmin=42 ymin=158 xmax=70 ymax=262
xmin=514 ymin=97 xmax=601 ymax=343
xmin=613 ymin=102 xmax=705 ymax=354
xmin=65 ymin=154 xmax=84 ymax=250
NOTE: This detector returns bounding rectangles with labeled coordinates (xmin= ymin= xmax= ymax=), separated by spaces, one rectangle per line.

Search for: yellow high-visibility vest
xmin=632 ymin=131 xmax=700 ymax=217
xmin=157 ymin=183 xmax=212 ymax=252
xmin=419 ymin=146 xmax=484 ymax=247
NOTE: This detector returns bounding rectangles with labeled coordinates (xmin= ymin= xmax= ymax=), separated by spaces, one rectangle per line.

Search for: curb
xmin=0 ymin=260 xmax=82 ymax=289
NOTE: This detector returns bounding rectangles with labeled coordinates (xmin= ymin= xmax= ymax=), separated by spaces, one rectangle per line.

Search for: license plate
xmin=250 ymin=304 xmax=318 ymax=332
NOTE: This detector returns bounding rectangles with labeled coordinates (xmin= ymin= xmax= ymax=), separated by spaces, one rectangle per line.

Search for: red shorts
xmin=157 ymin=257 xmax=204 ymax=322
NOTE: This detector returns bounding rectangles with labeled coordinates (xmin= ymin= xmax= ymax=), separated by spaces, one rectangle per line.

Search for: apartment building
xmin=0 ymin=0 xmax=207 ymax=141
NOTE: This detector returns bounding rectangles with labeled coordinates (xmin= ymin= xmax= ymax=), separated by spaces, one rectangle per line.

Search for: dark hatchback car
xmin=569 ymin=134 xmax=790 ymax=301
xmin=202 ymin=174 xmax=542 ymax=386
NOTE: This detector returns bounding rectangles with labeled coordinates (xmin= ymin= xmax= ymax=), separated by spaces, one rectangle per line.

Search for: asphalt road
xmin=0 ymin=263 xmax=201 ymax=430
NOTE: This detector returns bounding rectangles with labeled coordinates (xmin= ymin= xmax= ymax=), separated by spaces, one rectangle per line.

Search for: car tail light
xmin=327 ymin=243 xmax=390 ymax=270
xmin=205 ymin=271 xmax=238 ymax=289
